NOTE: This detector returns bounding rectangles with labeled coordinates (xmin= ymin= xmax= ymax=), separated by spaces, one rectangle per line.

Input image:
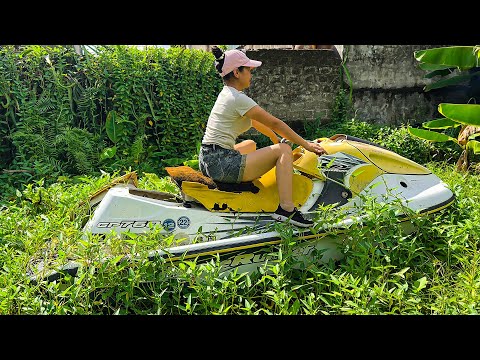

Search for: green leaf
xmin=467 ymin=140 xmax=480 ymax=154
xmin=418 ymin=63 xmax=452 ymax=72
xmin=424 ymin=72 xmax=478 ymax=92
xmin=422 ymin=118 xmax=461 ymax=129
xmin=183 ymin=159 xmax=199 ymax=170
xmin=351 ymin=168 xmax=366 ymax=178
xmin=106 ymin=110 xmax=125 ymax=144
xmin=407 ymin=127 xmax=457 ymax=143
xmin=438 ymin=103 xmax=480 ymax=126
xmin=413 ymin=276 xmax=427 ymax=293
xmin=414 ymin=46 xmax=479 ymax=71
xmin=163 ymin=157 xmax=185 ymax=166
xmin=393 ymin=267 xmax=410 ymax=279
xmin=100 ymin=146 xmax=117 ymax=161
xmin=468 ymin=132 xmax=480 ymax=141
xmin=424 ymin=68 xmax=455 ymax=78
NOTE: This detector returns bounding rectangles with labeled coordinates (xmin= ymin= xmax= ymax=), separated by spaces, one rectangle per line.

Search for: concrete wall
xmin=343 ymin=45 xmax=467 ymax=126
xmin=241 ymin=45 xmax=470 ymax=130
xmin=244 ymin=48 xmax=342 ymax=131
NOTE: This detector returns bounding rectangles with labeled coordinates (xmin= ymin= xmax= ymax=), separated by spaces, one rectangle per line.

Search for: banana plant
xmin=414 ymin=45 xmax=480 ymax=93
xmin=408 ymin=46 xmax=480 ymax=171
xmin=408 ymin=103 xmax=480 ymax=171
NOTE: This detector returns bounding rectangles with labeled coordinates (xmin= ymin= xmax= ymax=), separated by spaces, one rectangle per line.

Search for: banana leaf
xmin=414 ymin=46 xmax=479 ymax=71
xmin=424 ymin=71 xmax=480 ymax=92
xmin=408 ymin=127 xmax=458 ymax=143
xmin=422 ymin=118 xmax=461 ymax=129
xmin=469 ymin=132 xmax=480 ymax=140
xmin=419 ymin=63 xmax=452 ymax=72
xmin=424 ymin=68 xmax=455 ymax=78
xmin=466 ymin=139 xmax=480 ymax=154
xmin=438 ymin=103 xmax=480 ymax=126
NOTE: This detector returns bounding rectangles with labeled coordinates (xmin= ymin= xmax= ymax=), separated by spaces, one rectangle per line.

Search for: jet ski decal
xmin=318 ymin=152 xmax=367 ymax=173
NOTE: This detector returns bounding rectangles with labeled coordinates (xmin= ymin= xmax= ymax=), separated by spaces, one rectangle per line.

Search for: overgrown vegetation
xmin=1 ymin=45 xmax=479 ymax=315
xmin=1 ymin=155 xmax=478 ymax=314
xmin=0 ymin=45 xmax=222 ymax=203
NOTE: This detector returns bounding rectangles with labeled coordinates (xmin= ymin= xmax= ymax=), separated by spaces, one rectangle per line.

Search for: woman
xmin=199 ymin=46 xmax=326 ymax=227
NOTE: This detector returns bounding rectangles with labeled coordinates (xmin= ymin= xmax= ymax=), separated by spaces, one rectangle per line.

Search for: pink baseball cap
xmin=220 ymin=49 xmax=262 ymax=77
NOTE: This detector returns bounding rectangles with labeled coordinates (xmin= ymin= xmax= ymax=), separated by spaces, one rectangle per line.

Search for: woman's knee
xmin=278 ymin=142 xmax=293 ymax=156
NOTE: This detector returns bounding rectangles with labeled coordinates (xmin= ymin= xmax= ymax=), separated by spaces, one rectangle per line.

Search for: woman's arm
xmin=246 ymin=105 xmax=326 ymax=155
xmin=252 ymin=119 xmax=279 ymax=144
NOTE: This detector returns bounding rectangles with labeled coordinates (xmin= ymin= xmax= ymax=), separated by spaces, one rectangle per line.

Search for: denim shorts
xmin=199 ymin=144 xmax=247 ymax=183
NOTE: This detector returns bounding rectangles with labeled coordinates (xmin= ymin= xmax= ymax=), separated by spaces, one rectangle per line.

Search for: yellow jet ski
xmin=30 ymin=134 xmax=455 ymax=282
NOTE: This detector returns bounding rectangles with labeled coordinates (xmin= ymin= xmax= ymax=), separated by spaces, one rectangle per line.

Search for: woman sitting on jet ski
xmin=198 ymin=46 xmax=326 ymax=228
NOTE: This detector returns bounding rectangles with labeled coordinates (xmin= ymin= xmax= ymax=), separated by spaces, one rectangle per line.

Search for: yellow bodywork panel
xmin=292 ymin=147 xmax=326 ymax=180
xmin=344 ymin=164 xmax=385 ymax=195
xmin=181 ymin=167 xmax=313 ymax=212
xmin=317 ymin=139 xmax=431 ymax=175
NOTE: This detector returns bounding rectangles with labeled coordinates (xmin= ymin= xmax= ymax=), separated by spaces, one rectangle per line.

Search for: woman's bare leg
xmin=242 ymin=143 xmax=295 ymax=211
xmin=234 ymin=139 xmax=256 ymax=154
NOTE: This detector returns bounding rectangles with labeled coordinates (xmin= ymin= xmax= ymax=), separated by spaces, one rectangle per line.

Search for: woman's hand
xmin=303 ymin=141 xmax=327 ymax=155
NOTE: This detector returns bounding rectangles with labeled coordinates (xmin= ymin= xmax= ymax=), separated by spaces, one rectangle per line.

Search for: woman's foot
xmin=271 ymin=204 xmax=314 ymax=228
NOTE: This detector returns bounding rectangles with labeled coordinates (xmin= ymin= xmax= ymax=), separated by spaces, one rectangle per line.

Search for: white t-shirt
xmin=202 ymin=86 xmax=258 ymax=149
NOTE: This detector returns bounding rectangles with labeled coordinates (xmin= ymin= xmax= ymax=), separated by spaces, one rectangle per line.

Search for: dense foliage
xmin=0 ymin=45 xmax=223 ymax=202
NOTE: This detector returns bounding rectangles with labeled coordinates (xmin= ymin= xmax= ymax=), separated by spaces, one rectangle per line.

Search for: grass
xmin=1 ymin=159 xmax=479 ymax=315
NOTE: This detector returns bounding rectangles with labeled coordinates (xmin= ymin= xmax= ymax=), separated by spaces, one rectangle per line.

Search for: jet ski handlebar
xmin=280 ymin=134 xmax=347 ymax=147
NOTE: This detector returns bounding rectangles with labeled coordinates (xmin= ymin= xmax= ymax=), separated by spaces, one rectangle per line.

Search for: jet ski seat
xmin=165 ymin=166 xmax=260 ymax=193
xmin=165 ymin=165 xmax=313 ymax=212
